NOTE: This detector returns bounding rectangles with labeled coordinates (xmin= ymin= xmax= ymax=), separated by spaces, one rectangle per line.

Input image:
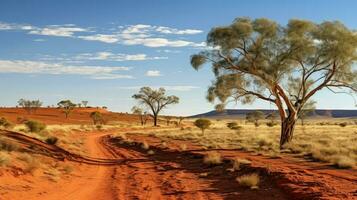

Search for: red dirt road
xmin=1 ymin=129 xmax=356 ymax=200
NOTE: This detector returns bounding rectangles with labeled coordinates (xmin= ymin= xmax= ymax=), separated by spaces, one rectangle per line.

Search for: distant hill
xmin=190 ymin=109 xmax=357 ymax=119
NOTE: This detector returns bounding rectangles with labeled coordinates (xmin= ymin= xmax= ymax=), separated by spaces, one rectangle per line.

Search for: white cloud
xmin=156 ymin=49 xmax=181 ymax=53
xmin=155 ymin=26 xmax=203 ymax=34
xmin=118 ymin=85 xmax=199 ymax=91
xmin=0 ymin=59 xmax=132 ymax=79
xmin=78 ymin=34 xmax=119 ymax=43
xmin=0 ymin=21 xmax=203 ymax=47
xmin=29 ymin=25 xmax=88 ymax=37
xmin=33 ymin=38 xmax=46 ymax=42
xmin=146 ymin=70 xmax=161 ymax=77
xmin=75 ymin=52 xmax=167 ymax=61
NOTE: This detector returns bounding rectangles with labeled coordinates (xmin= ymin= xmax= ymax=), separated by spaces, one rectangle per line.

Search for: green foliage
xmin=90 ymin=111 xmax=103 ymax=125
xmin=25 ymin=120 xmax=46 ymax=133
xmin=339 ymin=122 xmax=347 ymax=127
xmin=246 ymin=111 xmax=264 ymax=127
xmin=194 ymin=118 xmax=211 ymax=134
xmin=0 ymin=117 xmax=13 ymax=129
xmin=190 ymin=17 xmax=357 ymax=147
xmin=132 ymin=87 xmax=179 ymax=126
xmin=45 ymin=136 xmax=58 ymax=145
xmin=0 ymin=137 xmax=19 ymax=152
xmin=227 ymin=122 xmax=241 ymax=130
xmin=58 ymin=100 xmax=76 ymax=118
xmin=18 ymin=99 xmax=43 ymax=114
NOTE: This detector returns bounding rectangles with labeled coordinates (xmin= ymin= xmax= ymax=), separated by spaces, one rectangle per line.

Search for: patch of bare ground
xmin=112 ymin=133 xmax=357 ymax=200
xmin=106 ymin=135 xmax=289 ymax=200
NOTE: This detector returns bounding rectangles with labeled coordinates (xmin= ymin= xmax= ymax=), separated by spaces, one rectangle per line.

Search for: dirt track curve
xmin=2 ymin=129 xmax=356 ymax=200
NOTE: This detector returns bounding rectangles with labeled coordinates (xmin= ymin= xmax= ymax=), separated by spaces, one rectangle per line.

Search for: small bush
xmin=0 ymin=117 xmax=13 ymax=129
xmin=0 ymin=137 xmax=19 ymax=152
xmin=236 ymin=173 xmax=260 ymax=189
xmin=0 ymin=152 xmax=10 ymax=167
xmin=96 ymin=124 xmax=103 ymax=130
xmin=339 ymin=122 xmax=347 ymax=127
xmin=141 ymin=141 xmax=149 ymax=150
xmin=266 ymin=121 xmax=277 ymax=127
xmin=180 ymin=144 xmax=187 ymax=151
xmin=25 ymin=120 xmax=46 ymax=133
xmin=203 ymin=151 xmax=222 ymax=165
xmin=227 ymin=122 xmax=241 ymax=130
xmin=332 ymin=156 xmax=355 ymax=169
xmin=45 ymin=136 xmax=58 ymax=145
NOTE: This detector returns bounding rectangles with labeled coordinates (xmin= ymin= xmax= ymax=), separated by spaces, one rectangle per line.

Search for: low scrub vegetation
xmin=45 ymin=136 xmax=59 ymax=145
xmin=236 ymin=173 xmax=260 ymax=189
xmin=0 ymin=151 xmax=10 ymax=167
xmin=203 ymin=151 xmax=222 ymax=165
xmin=25 ymin=120 xmax=46 ymax=133
xmin=145 ymin=119 xmax=357 ymax=168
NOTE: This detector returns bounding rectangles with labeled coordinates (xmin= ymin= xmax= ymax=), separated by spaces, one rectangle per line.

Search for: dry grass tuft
xmin=203 ymin=151 xmax=222 ymax=165
xmin=180 ymin=144 xmax=187 ymax=151
xmin=236 ymin=173 xmax=260 ymax=189
xmin=141 ymin=141 xmax=149 ymax=150
xmin=332 ymin=156 xmax=355 ymax=169
xmin=147 ymin=150 xmax=155 ymax=155
xmin=0 ymin=151 xmax=10 ymax=167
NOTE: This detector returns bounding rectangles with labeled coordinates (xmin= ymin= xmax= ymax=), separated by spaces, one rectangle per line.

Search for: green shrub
xmin=45 ymin=136 xmax=58 ymax=145
xmin=0 ymin=152 xmax=10 ymax=167
xmin=194 ymin=119 xmax=211 ymax=134
xmin=266 ymin=121 xmax=277 ymax=127
xmin=0 ymin=137 xmax=19 ymax=152
xmin=339 ymin=122 xmax=347 ymax=127
xmin=25 ymin=120 xmax=46 ymax=133
xmin=0 ymin=117 xmax=13 ymax=129
xmin=227 ymin=122 xmax=242 ymax=130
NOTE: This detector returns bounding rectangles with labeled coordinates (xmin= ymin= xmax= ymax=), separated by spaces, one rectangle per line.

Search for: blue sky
xmin=0 ymin=0 xmax=356 ymax=116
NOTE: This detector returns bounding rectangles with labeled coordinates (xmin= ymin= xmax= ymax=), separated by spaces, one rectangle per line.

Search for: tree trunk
xmin=153 ymin=114 xmax=158 ymax=126
xmin=280 ymin=115 xmax=297 ymax=148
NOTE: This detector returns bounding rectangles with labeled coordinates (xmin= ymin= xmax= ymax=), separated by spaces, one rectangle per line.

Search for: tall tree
xmin=191 ymin=18 xmax=357 ymax=147
xmin=132 ymin=87 xmax=179 ymax=126
xmin=57 ymin=100 xmax=76 ymax=119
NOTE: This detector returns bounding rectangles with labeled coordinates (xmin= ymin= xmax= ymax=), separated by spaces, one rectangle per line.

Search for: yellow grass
xmin=142 ymin=118 xmax=357 ymax=168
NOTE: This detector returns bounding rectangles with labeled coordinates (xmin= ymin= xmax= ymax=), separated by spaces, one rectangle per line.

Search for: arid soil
xmin=0 ymin=108 xmax=356 ymax=200
xmin=1 ymin=128 xmax=356 ymax=200
xmin=0 ymin=107 xmax=139 ymax=124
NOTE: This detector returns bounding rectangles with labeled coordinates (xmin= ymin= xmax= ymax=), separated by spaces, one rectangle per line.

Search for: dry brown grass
xmin=143 ymin=118 xmax=357 ymax=168
xmin=203 ymin=151 xmax=222 ymax=165
xmin=236 ymin=173 xmax=260 ymax=189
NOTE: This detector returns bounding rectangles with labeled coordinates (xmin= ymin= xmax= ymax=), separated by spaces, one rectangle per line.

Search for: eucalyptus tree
xmin=191 ymin=18 xmax=357 ymax=147
xmin=57 ymin=100 xmax=76 ymax=119
xmin=132 ymin=87 xmax=179 ymax=126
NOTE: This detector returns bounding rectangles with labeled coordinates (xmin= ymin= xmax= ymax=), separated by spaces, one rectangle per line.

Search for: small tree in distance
xmin=132 ymin=87 xmax=179 ymax=126
xmin=191 ymin=17 xmax=357 ymax=147
xmin=82 ymin=101 xmax=89 ymax=107
xmin=57 ymin=100 xmax=76 ymax=119
xmin=194 ymin=119 xmax=211 ymax=134
xmin=246 ymin=111 xmax=264 ymax=127
xmin=18 ymin=99 xmax=43 ymax=114
xmin=131 ymin=106 xmax=148 ymax=126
